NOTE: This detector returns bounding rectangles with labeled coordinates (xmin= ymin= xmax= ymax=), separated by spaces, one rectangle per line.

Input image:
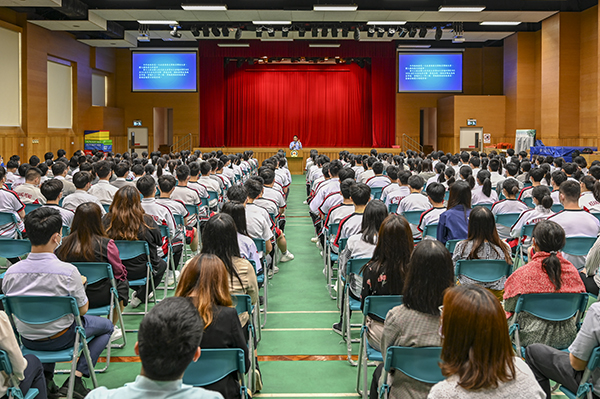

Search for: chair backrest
xmin=232 ymin=294 xmax=252 ymax=316
xmin=114 ymin=240 xmax=150 ymax=261
xmin=523 ymin=197 xmax=534 ymax=208
xmin=71 ymin=262 xmax=114 ymax=286
xmin=2 ymin=296 xmax=80 ymax=325
xmin=592 ymin=213 xmax=600 ymax=223
xmin=159 ymin=225 xmax=170 ymax=241
xmin=524 ymin=182 xmax=532 ymax=188
xmin=200 ymin=197 xmax=209 ymax=208
xmin=445 ymin=239 xmax=461 ymax=254
xmin=0 ymin=350 xmax=34 ymax=399
xmin=347 ymin=258 xmax=370 ymax=277
xmin=207 ymin=191 xmax=219 ymax=202
xmin=520 ymin=223 xmax=536 ymax=238
xmin=388 ymin=203 xmax=398 ymax=214
xmin=185 ymin=204 xmax=199 ymax=217
xmin=371 ymin=187 xmax=383 ymax=200
xmin=362 ymin=295 xmax=403 ymax=319
xmin=173 ymin=214 xmax=185 ymax=227
xmin=423 ymin=224 xmax=438 ymax=239
xmin=327 ymin=223 xmax=339 ymax=238
xmin=252 ymin=238 xmax=266 ymax=253
xmin=183 ymin=348 xmax=246 ymax=387
xmin=0 ymin=350 xmax=15 ymax=375
xmin=0 ymin=238 xmax=31 ymax=259
xmin=62 ymin=225 xmax=70 ymax=237
xmin=455 ymin=260 xmax=512 ymax=283
xmin=552 ymin=204 xmax=564 ymax=213
xmin=0 ymin=212 xmax=19 ymax=227
xmin=514 ymin=293 xmax=589 ymax=322
xmin=24 ymin=203 xmax=41 ymax=214
xmin=339 ymin=237 xmax=348 ymax=252
xmin=443 ymin=191 xmax=449 ymax=201
xmin=383 ymin=346 xmax=444 ymax=384
xmin=562 ymin=236 xmax=597 ymax=257
xmin=402 ymin=210 xmax=423 ymax=225
xmin=102 ymin=204 xmax=110 ymax=213
xmin=495 ymin=213 xmax=521 ymax=228
xmin=473 ymin=203 xmax=493 ymax=210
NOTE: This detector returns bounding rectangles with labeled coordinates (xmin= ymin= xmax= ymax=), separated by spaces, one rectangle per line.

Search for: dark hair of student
xmin=227 ymin=185 xmax=249 ymax=203
xmin=136 ymin=175 xmax=156 ymax=198
xmin=407 ymin=175 xmax=425 ymax=190
xmin=221 ymin=201 xmax=250 ymax=236
xmin=532 ymin=185 xmax=553 ymax=210
xmin=403 ymin=240 xmax=454 ymax=315
xmin=24 ymin=207 xmax=62 ymax=246
xmin=439 ymin=166 xmax=455 ymax=185
xmin=551 ymin=170 xmax=567 ymax=188
xmin=40 ymin=179 xmax=63 ymax=201
xmin=386 ymin=166 xmax=398 ymax=181
xmin=338 ymin=167 xmax=355 ymax=182
xmin=105 ymin=186 xmax=150 ymax=241
xmin=57 ymin=203 xmax=106 ymax=262
xmin=360 ymin=200 xmax=388 ymax=245
xmin=434 ymin=162 xmax=446 ymax=176
xmin=426 ymin=182 xmax=446 ymax=204
xmin=459 ymin=166 xmax=475 ymax=189
xmin=594 ymin=181 xmax=600 ymax=203
xmin=361 ymin=214 xmax=414 ymax=294
xmin=440 ymin=285 xmax=516 ymax=390
xmin=421 ymin=159 xmax=433 ymax=172
xmin=560 ymin=180 xmax=581 ymax=202
xmin=158 ymin=174 xmax=177 ymax=193
xmin=466 ymin=207 xmax=512 ymax=264
xmin=590 ymin=165 xmax=600 ymax=180
xmin=350 ymin=183 xmax=371 ymax=206
xmin=532 ymin=220 xmax=566 ymax=290
xmin=447 ymin=180 xmax=471 ymax=223
xmin=72 ymin=171 xmax=92 ymax=189
xmin=502 ymin=178 xmax=520 ymax=198
xmin=581 ymin=175 xmax=596 ymax=192
xmin=138 ymin=296 xmax=204 ymax=381
xmin=476 ymin=169 xmax=492 ymax=197
xmin=200 ymin=213 xmax=244 ymax=288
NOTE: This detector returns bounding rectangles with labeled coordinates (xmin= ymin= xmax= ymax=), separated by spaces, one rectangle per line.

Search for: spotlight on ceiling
xmin=354 ymin=27 xmax=360 ymax=41
xmin=311 ymin=26 xmax=318 ymax=37
xmin=322 ymin=27 xmax=328 ymax=37
xmin=377 ymin=27 xmax=385 ymax=38
xmin=399 ymin=28 xmax=408 ymax=38
xmin=331 ymin=27 xmax=338 ymax=38
xmin=367 ymin=26 xmax=375 ymax=37
xmin=237 ymin=58 xmax=245 ymax=68
xmin=222 ymin=27 xmax=230 ymax=37
xmin=387 ymin=27 xmax=396 ymax=37
xmin=202 ymin=26 xmax=210 ymax=37
xmin=267 ymin=27 xmax=275 ymax=37
xmin=191 ymin=25 xmax=200 ymax=37
xmin=408 ymin=27 xmax=417 ymax=38
xmin=235 ymin=27 xmax=242 ymax=40
xmin=342 ymin=27 xmax=349 ymax=38
xmin=419 ymin=27 xmax=427 ymax=38
xmin=169 ymin=25 xmax=182 ymax=38
xmin=435 ymin=27 xmax=443 ymax=41
xmin=299 ymin=26 xmax=306 ymax=37
xmin=211 ymin=26 xmax=221 ymax=37
xmin=255 ymin=26 xmax=263 ymax=37
xmin=282 ymin=26 xmax=290 ymax=37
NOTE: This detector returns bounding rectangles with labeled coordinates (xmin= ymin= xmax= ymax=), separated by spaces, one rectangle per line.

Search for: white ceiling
xmin=0 ymin=0 xmax=59 ymax=6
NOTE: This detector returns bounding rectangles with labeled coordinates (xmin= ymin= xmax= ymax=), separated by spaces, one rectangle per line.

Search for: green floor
xmin=54 ymin=175 xmax=566 ymax=398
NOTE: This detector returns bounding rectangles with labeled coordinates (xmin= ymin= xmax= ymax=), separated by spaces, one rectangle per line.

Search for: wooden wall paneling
xmin=579 ymin=6 xmax=598 ymax=145
xmin=463 ymin=48 xmax=483 ymax=95
xmin=534 ymin=30 xmax=543 ymax=139
xmin=558 ymin=13 xmax=581 ymax=142
xmin=437 ymin=96 xmax=455 ymax=153
xmin=504 ymin=34 xmax=518 ymax=145
xmin=541 ymin=14 xmax=561 ymax=145
xmin=453 ymin=96 xmax=506 ymax=153
xmin=395 ymin=94 xmax=447 ymax=145
xmin=482 ymin=47 xmax=504 ymax=95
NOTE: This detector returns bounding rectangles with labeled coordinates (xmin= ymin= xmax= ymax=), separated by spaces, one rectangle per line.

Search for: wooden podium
xmin=286 ymin=156 xmax=304 ymax=175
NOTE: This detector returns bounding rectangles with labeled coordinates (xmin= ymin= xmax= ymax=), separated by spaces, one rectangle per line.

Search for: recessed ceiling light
xmin=313 ymin=4 xmax=358 ymax=11
xmin=479 ymin=21 xmax=521 ymax=26
xmin=137 ymin=20 xmax=179 ymax=25
xmin=252 ymin=21 xmax=292 ymax=25
xmin=181 ymin=4 xmax=227 ymax=11
xmin=217 ymin=43 xmax=250 ymax=47
xmin=366 ymin=21 xmax=407 ymax=25
xmin=438 ymin=6 xmax=485 ymax=12
xmin=309 ymin=44 xmax=341 ymax=48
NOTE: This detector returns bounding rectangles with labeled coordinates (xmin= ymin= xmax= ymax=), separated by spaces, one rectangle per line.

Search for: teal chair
xmin=232 ymin=294 xmax=258 ymax=392
xmin=0 ymin=350 xmax=39 ymax=399
xmin=102 ymin=204 xmax=110 ymax=213
xmin=183 ymin=348 xmax=248 ymax=398
xmin=422 ymin=224 xmax=438 ymax=239
xmin=62 ymin=225 xmax=71 ymax=237
xmin=1 ymin=296 xmax=99 ymax=399
xmin=522 ymin=197 xmax=534 ymax=208
xmin=371 ymin=187 xmax=383 ymax=200
xmin=455 ymin=259 xmax=512 ymax=283
xmin=559 ymin=347 xmax=600 ymax=399
xmin=342 ymin=258 xmax=370 ymax=366
xmin=158 ymin=225 xmax=178 ymax=297
xmin=516 ymin=223 xmax=537 ymax=265
xmin=72 ymin=262 xmax=127 ymax=369
xmin=335 ymin=237 xmax=349 ymax=310
xmin=207 ymin=190 xmax=219 ymax=208
xmin=495 ymin=213 xmax=521 ymax=229
xmin=387 ymin=203 xmax=398 ymax=214
xmin=184 ymin=204 xmax=201 ymax=254
xmin=473 ymin=203 xmax=493 ymax=210
xmin=379 ymin=347 xmax=444 ymax=399
xmin=251 ymin=238 xmax=268 ymax=328
xmin=4 ymin=183 xmax=11 ymax=190
xmin=445 ymin=239 xmax=461 ymax=254
xmin=552 ymin=204 xmax=565 ymax=213
xmin=324 ymin=223 xmax=340 ymax=300
xmin=591 ymin=213 xmax=600 ymax=223
xmin=24 ymin=204 xmax=41 ymax=214
xmin=563 ymin=237 xmax=597 ymax=259
xmin=0 ymin=212 xmax=23 ymax=239
xmin=172 ymin=213 xmax=190 ymax=262
xmin=444 ymin=191 xmax=449 ymax=202
xmin=114 ymin=240 xmax=156 ymax=318
xmin=510 ymin=293 xmax=589 ymax=358
xmin=402 ymin=210 xmax=424 ymax=226
xmin=0 ymin=238 xmax=31 ymax=262
xmin=524 ymin=182 xmax=533 ymax=188
xmin=357 ymin=295 xmax=404 ymax=398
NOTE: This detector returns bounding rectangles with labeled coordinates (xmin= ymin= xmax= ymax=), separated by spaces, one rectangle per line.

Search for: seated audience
xmin=452 ymin=206 xmax=512 ymax=300
xmin=0 ymin=166 xmax=25 ymax=239
xmin=504 ymin=220 xmax=586 ymax=349
xmin=14 ymin=167 xmax=46 ymax=204
xmin=221 ymin=201 xmax=262 ymax=275
xmin=428 ymin=285 xmax=545 ymax=398
xmin=51 ymin=161 xmax=76 ymax=197
xmin=56 ymin=202 xmax=129 ymax=341
xmin=417 ymin=182 xmax=446 ymax=238
xmin=3 ymin=207 xmax=113 ymax=398
xmin=472 ymin=170 xmax=499 ymax=205
xmin=88 ymin=161 xmax=118 ymax=206
xmin=491 ymin=179 xmax=529 ymax=240
xmin=437 ymin=181 xmax=472 ymax=245
xmin=359 ymin=214 xmax=414 ymax=351
xmin=176 ymin=254 xmax=252 ymax=398
xmin=370 ymin=240 xmax=454 ymax=399
xmin=510 ymin=186 xmax=555 ymax=249
xmin=103 ymin=186 xmax=167 ymax=308
xmin=397 ymin=175 xmax=432 ymax=238
xmin=62 ymin=171 xmax=106 ymax=215
xmin=87 ymin=297 xmax=223 ymax=399
xmin=110 ymin=163 xmax=135 ymax=189
xmin=40 ymin=179 xmax=74 ymax=227
xmin=333 ymin=183 xmax=370 ymax=250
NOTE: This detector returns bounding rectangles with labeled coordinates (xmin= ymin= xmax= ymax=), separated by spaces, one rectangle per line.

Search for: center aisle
xmin=256 ymin=175 xmax=358 ymax=398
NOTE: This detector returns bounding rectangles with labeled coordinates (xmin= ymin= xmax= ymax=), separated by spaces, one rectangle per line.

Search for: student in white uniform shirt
xmin=488 ymin=158 xmax=506 ymax=190
xmin=426 ymin=162 xmax=446 ymax=189
xmin=256 ymin=168 xmax=286 ymax=230
xmin=548 ymin=180 xmax=600 ymax=271
xmin=221 ymin=201 xmax=263 ymax=275
xmin=472 ymin=170 xmax=499 ymax=205
xmin=333 ymin=183 xmax=370 ymax=250
xmin=323 ymin=178 xmax=356 ymax=232
xmin=396 ymin=175 xmax=432 ymax=238
xmin=310 ymin=161 xmax=342 ymax=216
xmin=491 ymin=179 xmax=530 ymax=240
xmin=550 ymin=170 xmax=567 ymax=205
xmin=357 ymin=157 xmax=376 ymax=184
xmin=380 ymin=166 xmax=400 ymax=204
xmin=110 ymin=163 xmax=136 ymax=190
xmin=501 ymin=162 xmax=524 ymax=194
xmin=318 ymin=168 xmax=354 ymax=220
xmin=197 ymin=162 xmax=221 ymax=210
xmin=0 ymin=167 xmax=25 ymax=239
xmin=87 ymin=161 xmax=118 ymax=206
xmin=385 ymin=170 xmax=411 ymax=208
xmin=10 ymin=163 xmax=28 ymax=190
xmin=171 ymin=165 xmax=206 ymax=227
xmin=579 ymin=175 xmax=600 ymax=212
xmin=510 ymin=185 xmax=555 ymax=249
xmin=14 ymin=167 xmax=46 ymax=205
xmin=563 ymin=162 xmax=580 ymax=182
xmin=5 ymin=160 xmax=18 ymax=184
xmin=417 ymin=182 xmax=446 ymax=239
xmin=40 ymin=179 xmax=74 ymax=228
xmin=62 ymin=171 xmax=106 ymax=215
xmin=365 ymin=162 xmax=391 ymax=189
xmin=51 ymin=161 xmax=77 ymax=197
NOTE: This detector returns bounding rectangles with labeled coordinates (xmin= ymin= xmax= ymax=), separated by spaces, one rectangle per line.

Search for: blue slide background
xmin=398 ymin=53 xmax=462 ymax=92
xmin=132 ymin=52 xmax=197 ymax=91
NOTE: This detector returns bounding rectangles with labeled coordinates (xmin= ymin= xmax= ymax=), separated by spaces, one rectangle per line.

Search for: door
xmin=128 ymin=127 xmax=148 ymax=156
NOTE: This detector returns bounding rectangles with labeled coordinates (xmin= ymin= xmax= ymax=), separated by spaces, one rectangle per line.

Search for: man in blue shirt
xmin=289 ymin=135 xmax=302 ymax=150
xmin=87 ymin=297 xmax=223 ymax=399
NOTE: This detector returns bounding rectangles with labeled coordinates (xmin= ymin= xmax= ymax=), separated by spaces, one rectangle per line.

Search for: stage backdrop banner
xmin=225 ymin=63 xmax=371 ymax=147
xmin=198 ymin=41 xmax=396 ymax=148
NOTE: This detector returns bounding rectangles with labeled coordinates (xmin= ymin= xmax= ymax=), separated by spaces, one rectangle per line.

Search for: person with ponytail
xmin=518 ymin=168 xmax=546 ymax=202
xmin=438 ymin=166 xmax=456 ymax=189
xmin=427 ymin=162 xmax=445 ymax=189
xmin=511 ymin=186 xmax=555 ymax=249
xmin=579 ymin=175 xmax=600 ymax=212
xmin=459 ymin=165 xmax=475 ymax=189
xmin=472 ymin=169 xmax=499 ymax=205
xmin=491 ymin=179 xmax=530 ymax=240
xmin=504 ymin=220 xmax=585 ymax=349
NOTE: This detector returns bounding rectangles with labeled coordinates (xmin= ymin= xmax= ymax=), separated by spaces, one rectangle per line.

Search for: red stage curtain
xmin=224 ymin=63 xmax=371 ymax=147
